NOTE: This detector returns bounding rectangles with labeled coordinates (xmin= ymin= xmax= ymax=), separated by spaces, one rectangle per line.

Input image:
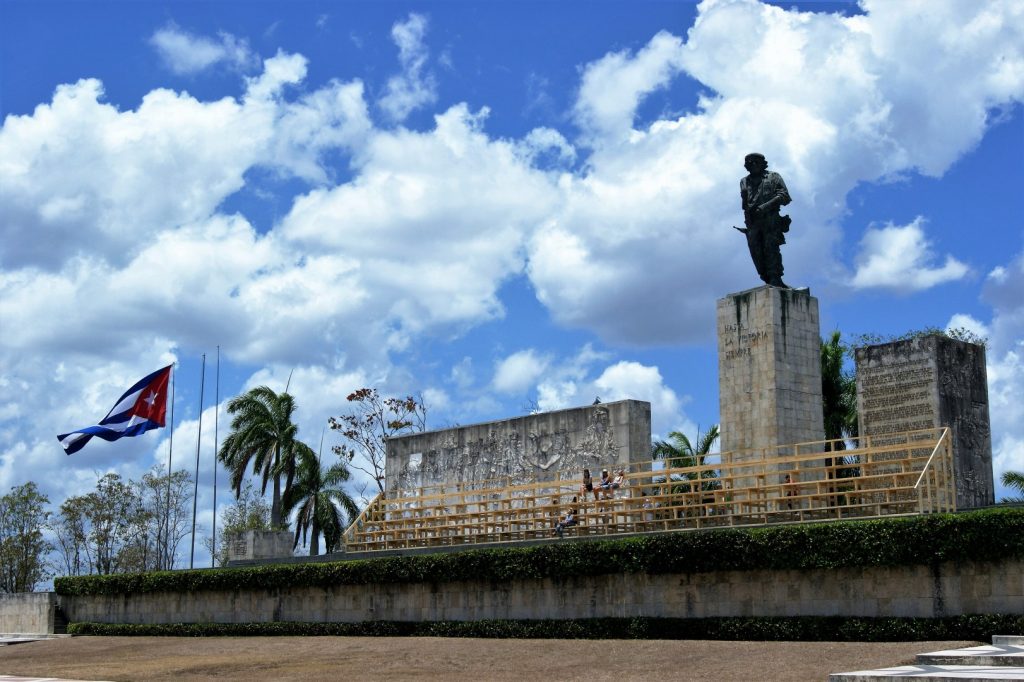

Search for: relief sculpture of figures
xmin=734 ymin=152 xmax=792 ymax=288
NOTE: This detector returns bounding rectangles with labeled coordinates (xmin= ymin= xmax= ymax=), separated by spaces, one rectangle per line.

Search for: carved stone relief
xmin=386 ymin=400 xmax=649 ymax=491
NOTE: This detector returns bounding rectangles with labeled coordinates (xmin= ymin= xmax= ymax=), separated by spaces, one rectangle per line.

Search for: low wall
xmin=0 ymin=592 xmax=58 ymax=634
xmin=60 ymin=559 xmax=1023 ymax=625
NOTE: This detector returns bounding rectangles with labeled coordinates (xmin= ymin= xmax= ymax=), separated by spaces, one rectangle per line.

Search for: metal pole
xmin=212 ymin=346 xmax=220 ymax=568
xmin=190 ymin=354 xmax=206 ymax=569
xmin=164 ymin=366 xmax=176 ymax=570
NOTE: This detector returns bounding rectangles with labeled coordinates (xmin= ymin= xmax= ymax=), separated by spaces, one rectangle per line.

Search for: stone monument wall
xmin=855 ymin=334 xmax=994 ymax=508
xmin=226 ymin=530 xmax=295 ymax=562
xmin=385 ymin=400 xmax=651 ymax=491
xmin=717 ymin=286 xmax=824 ymax=464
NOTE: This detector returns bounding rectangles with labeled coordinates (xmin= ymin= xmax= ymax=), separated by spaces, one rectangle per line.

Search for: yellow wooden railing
xmin=342 ymin=427 xmax=955 ymax=552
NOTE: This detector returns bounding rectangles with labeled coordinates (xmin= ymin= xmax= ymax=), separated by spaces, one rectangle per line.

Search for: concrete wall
xmin=60 ymin=559 xmax=1023 ymax=625
xmin=856 ymin=335 xmax=994 ymax=508
xmin=0 ymin=592 xmax=58 ymax=634
xmin=385 ymin=400 xmax=651 ymax=491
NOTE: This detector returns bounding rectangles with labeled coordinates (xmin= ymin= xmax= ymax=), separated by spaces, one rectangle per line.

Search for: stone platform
xmin=830 ymin=636 xmax=1024 ymax=681
xmin=0 ymin=633 xmax=71 ymax=646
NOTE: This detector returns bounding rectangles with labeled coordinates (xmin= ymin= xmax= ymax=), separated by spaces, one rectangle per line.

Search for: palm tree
xmin=821 ymin=331 xmax=860 ymax=481
xmin=281 ymin=447 xmax=360 ymax=555
xmin=821 ymin=330 xmax=859 ymax=449
xmin=1001 ymin=471 xmax=1024 ymax=504
xmin=652 ymin=425 xmax=721 ymax=491
xmin=218 ymin=386 xmax=304 ymax=528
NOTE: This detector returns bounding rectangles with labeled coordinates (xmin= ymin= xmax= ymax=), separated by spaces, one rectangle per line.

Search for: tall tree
xmin=218 ymin=386 xmax=306 ymax=527
xmin=88 ymin=473 xmax=149 ymax=574
xmin=329 ymin=388 xmax=426 ymax=497
xmin=205 ymin=481 xmax=272 ymax=567
xmin=652 ymin=425 xmax=721 ymax=491
xmin=1001 ymin=471 xmax=1024 ymax=504
xmin=0 ymin=482 xmax=52 ymax=593
xmin=51 ymin=495 xmax=89 ymax=577
xmin=139 ymin=466 xmax=193 ymax=570
xmin=51 ymin=473 xmax=149 ymax=576
xmin=282 ymin=446 xmax=359 ymax=555
xmin=821 ymin=330 xmax=859 ymax=451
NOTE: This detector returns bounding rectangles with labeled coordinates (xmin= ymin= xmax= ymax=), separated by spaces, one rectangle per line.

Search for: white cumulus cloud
xmin=535 ymin=346 xmax=688 ymax=438
xmin=850 ymin=217 xmax=968 ymax=291
xmin=493 ymin=350 xmax=551 ymax=394
xmin=574 ymin=30 xmax=686 ymax=144
xmin=379 ymin=13 xmax=437 ymax=122
xmin=150 ymin=24 xmax=258 ymax=75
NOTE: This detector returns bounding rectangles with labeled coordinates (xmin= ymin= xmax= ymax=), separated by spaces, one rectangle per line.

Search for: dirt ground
xmin=0 ymin=636 xmax=979 ymax=681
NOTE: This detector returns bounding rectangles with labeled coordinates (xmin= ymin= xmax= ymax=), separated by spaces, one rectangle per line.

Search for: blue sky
xmin=1 ymin=0 xmax=1022 ymax=564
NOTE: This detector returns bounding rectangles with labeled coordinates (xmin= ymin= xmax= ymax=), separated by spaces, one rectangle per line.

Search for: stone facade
xmin=855 ymin=334 xmax=994 ymax=508
xmin=60 ymin=559 xmax=1024 ymax=624
xmin=717 ymin=286 xmax=824 ymax=462
xmin=384 ymin=400 xmax=651 ymax=491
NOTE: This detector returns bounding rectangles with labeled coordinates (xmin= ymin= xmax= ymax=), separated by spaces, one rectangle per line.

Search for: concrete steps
xmin=0 ymin=633 xmax=71 ymax=646
xmin=829 ymin=637 xmax=1024 ymax=681
xmin=917 ymin=644 xmax=1024 ymax=667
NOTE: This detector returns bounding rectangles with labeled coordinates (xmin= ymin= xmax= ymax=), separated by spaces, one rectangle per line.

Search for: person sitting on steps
xmin=582 ymin=468 xmax=596 ymax=501
xmin=783 ymin=473 xmax=798 ymax=510
xmin=610 ymin=469 xmax=626 ymax=497
xmin=554 ymin=496 xmax=579 ymax=538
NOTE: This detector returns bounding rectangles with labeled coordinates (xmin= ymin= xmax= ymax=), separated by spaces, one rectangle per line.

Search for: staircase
xmin=829 ymin=636 xmax=1024 ymax=681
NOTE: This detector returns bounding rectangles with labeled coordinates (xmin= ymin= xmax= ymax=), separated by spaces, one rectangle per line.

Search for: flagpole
xmin=212 ymin=346 xmax=220 ymax=568
xmin=164 ymin=365 xmax=176 ymax=570
xmin=190 ymin=354 xmax=206 ymax=570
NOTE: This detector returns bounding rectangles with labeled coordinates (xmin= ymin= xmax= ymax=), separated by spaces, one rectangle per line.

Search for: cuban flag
xmin=57 ymin=365 xmax=172 ymax=455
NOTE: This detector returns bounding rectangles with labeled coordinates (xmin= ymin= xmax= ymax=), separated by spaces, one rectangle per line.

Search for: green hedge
xmin=67 ymin=614 xmax=1024 ymax=641
xmin=55 ymin=508 xmax=1024 ymax=597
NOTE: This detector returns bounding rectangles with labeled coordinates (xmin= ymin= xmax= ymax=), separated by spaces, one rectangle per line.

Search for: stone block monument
xmin=227 ymin=529 xmax=294 ymax=562
xmin=855 ymin=334 xmax=994 ymax=508
xmin=717 ymin=286 xmax=824 ymax=464
xmin=385 ymin=400 xmax=651 ymax=490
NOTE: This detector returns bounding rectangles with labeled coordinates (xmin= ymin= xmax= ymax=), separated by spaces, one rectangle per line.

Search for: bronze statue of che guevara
xmin=735 ymin=153 xmax=792 ymax=288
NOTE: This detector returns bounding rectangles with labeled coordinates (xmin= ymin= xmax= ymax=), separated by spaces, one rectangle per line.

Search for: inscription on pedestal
xmin=858 ymin=357 xmax=936 ymax=436
xmin=721 ymin=324 xmax=769 ymax=361
xmin=855 ymin=335 xmax=994 ymax=508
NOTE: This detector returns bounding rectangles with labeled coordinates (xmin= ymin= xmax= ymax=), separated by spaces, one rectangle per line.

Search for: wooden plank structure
xmin=342 ymin=427 xmax=955 ymax=552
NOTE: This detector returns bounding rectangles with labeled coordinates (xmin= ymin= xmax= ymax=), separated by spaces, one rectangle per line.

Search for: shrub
xmin=67 ymin=614 xmax=1024 ymax=641
xmin=54 ymin=508 xmax=1024 ymax=598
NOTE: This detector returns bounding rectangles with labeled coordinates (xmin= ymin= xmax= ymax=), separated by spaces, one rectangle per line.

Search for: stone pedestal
xmin=227 ymin=530 xmax=294 ymax=562
xmin=855 ymin=334 xmax=994 ymax=509
xmin=717 ymin=286 xmax=824 ymax=465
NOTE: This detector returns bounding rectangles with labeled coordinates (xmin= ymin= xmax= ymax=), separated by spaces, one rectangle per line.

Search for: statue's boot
xmin=768 ymin=277 xmax=790 ymax=288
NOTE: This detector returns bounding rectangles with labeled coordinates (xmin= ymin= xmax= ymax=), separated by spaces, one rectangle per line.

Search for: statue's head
xmin=744 ymin=152 xmax=767 ymax=173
